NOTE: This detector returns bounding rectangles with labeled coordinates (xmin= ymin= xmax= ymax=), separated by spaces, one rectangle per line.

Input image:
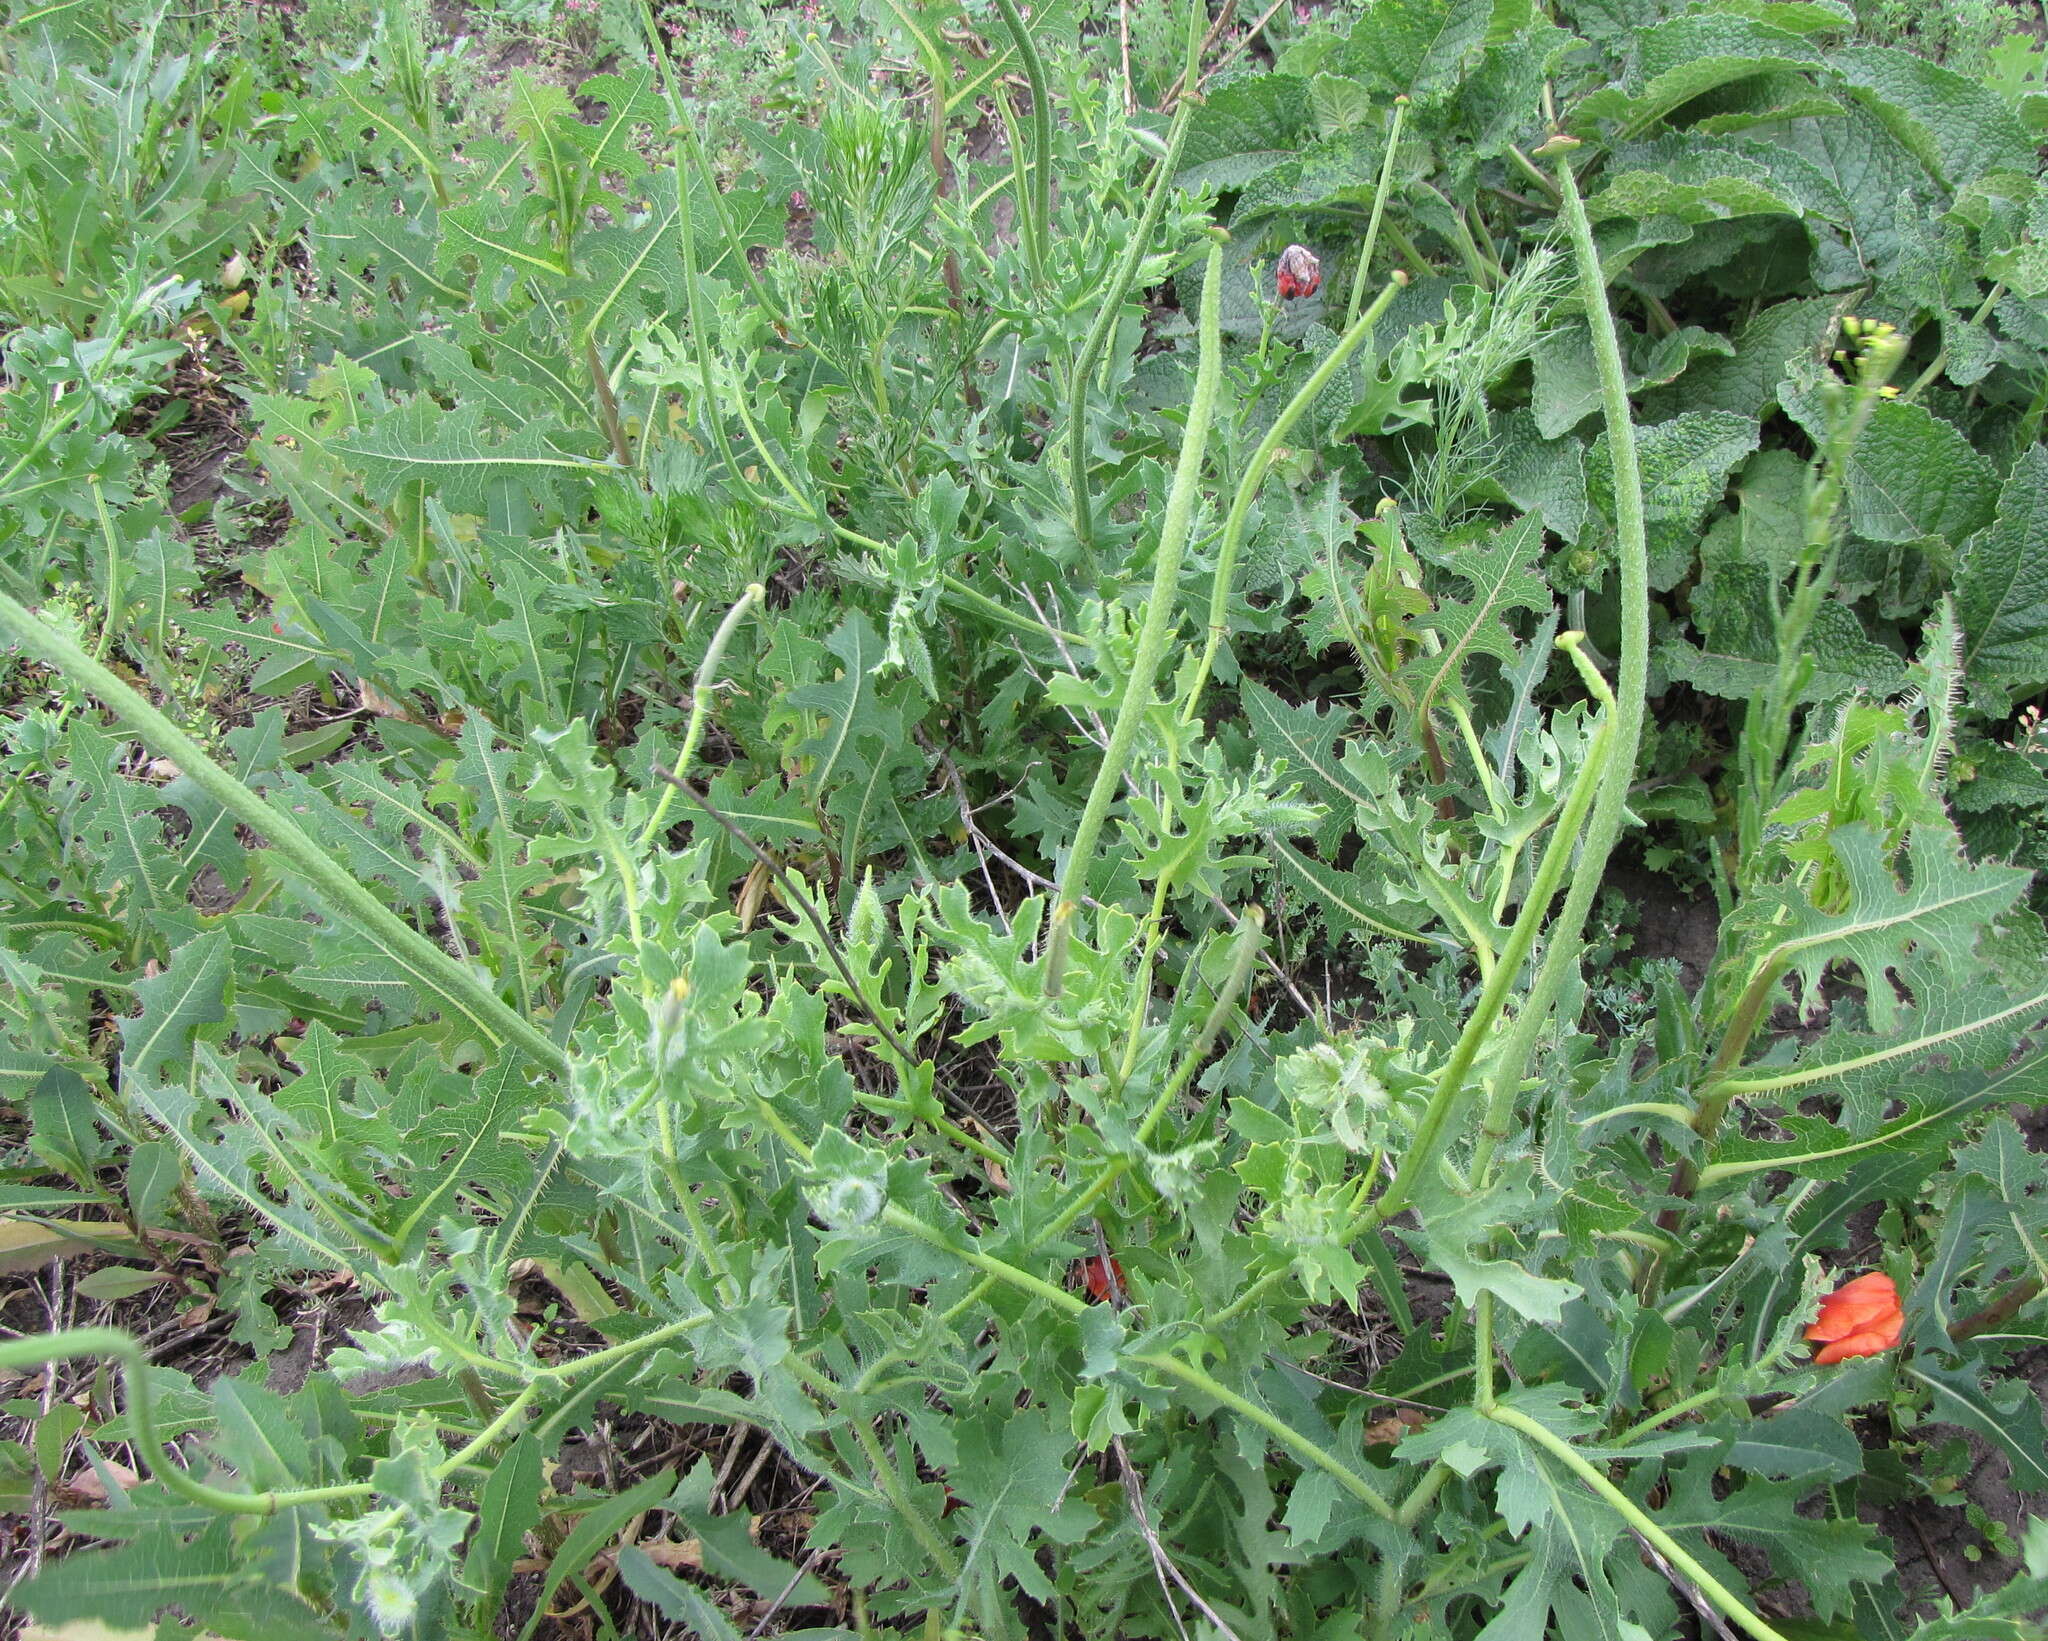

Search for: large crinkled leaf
xmin=1689 ymin=448 xmax=1806 ymax=644
xmin=1531 ymin=318 xmax=1733 ymax=437
xmin=1639 ymin=296 xmax=1835 ymax=420
xmin=1232 ymin=126 xmax=1391 ymax=226
xmin=1659 ymin=597 xmax=1907 ymax=701
xmin=1772 ymin=100 xmax=1930 ymax=285
xmin=1561 ymin=0 xmax=1692 ymax=48
xmin=1492 ymin=409 xmax=1589 ymax=541
xmin=1328 ymin=0 xmax=1500 ymax=103
xmin=1844 ymin=399 xmax=2000 ymax=546
xmin=1454 ymin=14 xmax=1578 ymax=166
xmin=1958 ymin=446 xmax=2048 ymax=693
xmin=1570 ymin=14 xmax=1825 ymax=138
xmin=1590 ymin=410 xmax=1758 ymax=589
xmin=1176 ymin=73 xmax=1313 ymax=193
xmin=1830 ymin=45 xmax=2037 ymax=190
xmin=1583 ymin=145 xmax=1803 ymax=228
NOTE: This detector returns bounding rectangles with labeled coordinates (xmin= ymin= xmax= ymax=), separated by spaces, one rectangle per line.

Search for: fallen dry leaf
xmin=1363 ymin=1408 xmax=1429 ymax=1446
xmin=63 ymin=1458 xmax=141 ymax=1504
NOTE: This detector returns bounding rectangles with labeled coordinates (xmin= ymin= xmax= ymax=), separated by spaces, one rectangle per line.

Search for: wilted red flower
xmin=1805 ymin=1271 xmax=1904 ymax=1365
xmin=1276 ymin=244 xmax=1322 ymax=300
xmin=1076 ymin=1253 xmax=1124 ymax=1304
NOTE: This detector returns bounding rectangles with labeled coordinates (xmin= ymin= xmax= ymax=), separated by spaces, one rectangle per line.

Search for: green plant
xmin=7 ymin=0 xmax=2048 ymax=1636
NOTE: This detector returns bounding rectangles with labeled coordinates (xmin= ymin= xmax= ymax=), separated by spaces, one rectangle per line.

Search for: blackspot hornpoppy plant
xmin=1805 ymin=1271 xmax=1904 ymax=1365
xmin=1276 ymin=243 xmax=1322 ymax=300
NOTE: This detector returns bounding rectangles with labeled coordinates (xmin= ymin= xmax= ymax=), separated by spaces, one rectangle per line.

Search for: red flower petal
xmin=1077 ymin=1254 xmax=1124 ymax=1304
xmin=1806 ymin=1271 xmax=1903 ymax=1363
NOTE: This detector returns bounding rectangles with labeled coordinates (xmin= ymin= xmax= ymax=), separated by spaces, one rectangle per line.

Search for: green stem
xmin=88 ymin=476 xmax=121 ymax=665
xmin=1736 ymin=320 xmax=1906 ymax=862
xmin=636 ymin=583 xmax=765 ymax=851
xmin=1396 ymin=1459 xmax=1450 ymax=1529
xmin=0 ymin=1328 xmax=373 ymax=1516
xmin=1068 ymin=0 xmax=1205 ymax=549
xmin=932 ymin=907 xmax=1261 ymax=1334
xmin=1180 ymin=271 xmax=1408 ymax=724
xmin=1046 ymin=240 xmax=1227 ymax=994
xmin=658 ymin=51 xmax=797 ymax=339
xmin=1414 ymin=138 xmax=1650 ymax=1186
xmin=1613 ymin=1385 xmax=1730 ymax=1446
xmin=1132 ymin=906 xmax=1264 ymax=1143
xmin=1505 ymin=143 xmax=1560 ymax=203
xmin=1472 ymin=1293 xmax=1497 ymax=1409
xmin=760 ymin=1051 xmax=1392 ymax=1529
xmin=1131 ymin=1350 xmax=1398 ymax=1522
xmin=1685 ymin=955 xmax=1792 ymax=1157
xmin=1115 ymin=878 xmax=1175 ymax=1086
xmin=1370 ymin=644 xmax=1614 ymax=1225
xmin=938 ymin=571 xmax=1088 ymax=648
xmin=437 ymin=1385 xmax=539 ymax=1477
xmin=850 ymin=1416 xmax=963 ymax=1578
xmin=0 ymin=591 xmax=568 ymax=1075
xmin=1422 ymin=181 xmax=1496 ymax=288
xmin=526 ymin=1311 xmax=715 ymax=1380
xmin=1468 ymin=635 xmax=1617 ymax=1187
xmin=1708 ymin=986 xmax=2048 ymax=1099
xmin=583 ymin=335 xmax=634 ymax=468
xmin=1901 ymin=281 xmax=2004 ymax=404
xmin=749 ymin=1093 xmax=1082 ymax=1311
xmin=988 ymin=0 xmax=1051 ymax=288
xmin=1345 ymin=97 xmax=1408 ymax=328
xmin=1485 ymin=1404 xmax=1792 ymax=1641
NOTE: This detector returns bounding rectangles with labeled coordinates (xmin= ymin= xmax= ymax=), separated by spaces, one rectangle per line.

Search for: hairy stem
xmin=1372 ymin=638 xmax=1615 ymax=1225
xmin=0 ymin=590 xmax=568 ymax=1074
xmin=1067 ymin=0 xmax=1205 ymax=549
xmin=1469 ymin=635 xmax=1617 ymax=1187
xmin=1344 ymin=97 xmax=1408 ymax=327
xmin=1181 ymin=272 xmax=1407 ymax=724
xmin=1485 ymin=1404 xmax=1792 ymax=1641
xmin=637 ymin=582 xmax=765 ymax=850
xmin=988 ymin=0 xmax=1051 ymax=287
xmin=1046 ymin=240 xmax=1226 ymax=994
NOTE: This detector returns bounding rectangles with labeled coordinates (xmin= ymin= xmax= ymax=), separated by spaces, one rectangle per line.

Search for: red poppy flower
xmin=1805 ymin=1271 xmax=1904 ymax=1365
xmin=1276 ymin=244 xmax=1322 ymax=300
xmin=1076 ymin=1253 xmax=1124 ymax=1304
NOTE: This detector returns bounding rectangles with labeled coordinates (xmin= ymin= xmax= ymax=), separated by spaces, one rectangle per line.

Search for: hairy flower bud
xmin=1276 ymin=244 xmax=1322 ymax=300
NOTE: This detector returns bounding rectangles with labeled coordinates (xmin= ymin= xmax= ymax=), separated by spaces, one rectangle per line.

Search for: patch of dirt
xmin=1607 ymin=864 xmax=1721 ymax=993
xmin=130 ymin=331 xmax=251 ymax=524
xmin=1876 ymin=1427 xmax=2038 ymax=1624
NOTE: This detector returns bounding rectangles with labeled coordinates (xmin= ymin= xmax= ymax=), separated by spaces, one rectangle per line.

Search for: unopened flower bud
xmin=1276 ymin=244 xmax=1322 ymax=301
